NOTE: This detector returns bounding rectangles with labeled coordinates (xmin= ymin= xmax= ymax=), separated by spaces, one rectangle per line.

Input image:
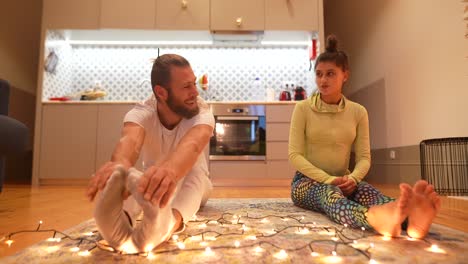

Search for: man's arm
xmin=138 ymin=124 xmax=213 ymax=207
xmin=86 ymin=122 xmax=145 ymax=201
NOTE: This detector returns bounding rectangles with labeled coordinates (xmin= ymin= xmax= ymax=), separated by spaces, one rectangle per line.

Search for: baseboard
xmin=367 ymin=145 xmax=421 ymax=185
xmin=211 ymin=177 xmax=290 ymax=187
xmin=38 ymin=177 xmax=292 ymax=187
xmin=39 ymin=178 xmax=89 ymax=186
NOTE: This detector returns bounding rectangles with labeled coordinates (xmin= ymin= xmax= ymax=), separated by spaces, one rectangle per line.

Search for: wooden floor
xmin=1 ymin=183 xmax=467 ymax=258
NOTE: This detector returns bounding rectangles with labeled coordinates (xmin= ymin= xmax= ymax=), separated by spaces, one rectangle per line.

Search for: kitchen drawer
xmin=267 ymin=141 xmax=289 ymax=160
xmin=209 ymin=161 xmax=266 ymax=178
xmin=266 ymin=123 xmax=290 ymax=142
xmin=266 ymin=160 xmax=296 ymax=179
xmin=266 ymin=105 xmax=295 ymax=122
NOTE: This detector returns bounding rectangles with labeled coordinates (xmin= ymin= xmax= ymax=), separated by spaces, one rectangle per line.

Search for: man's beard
xmin=166 ymin=90 xmax=199 ymax=119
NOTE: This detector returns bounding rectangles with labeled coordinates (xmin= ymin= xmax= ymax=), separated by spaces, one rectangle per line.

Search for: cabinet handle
xmin=181 ymin=0 xmax=188 ymax=9
xmin=236 ymin=17 xmax=243 ymax=27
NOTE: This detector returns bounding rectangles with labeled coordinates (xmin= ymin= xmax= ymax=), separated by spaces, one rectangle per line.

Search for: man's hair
xmin=150 ymin=54 xmax=191 ymax=90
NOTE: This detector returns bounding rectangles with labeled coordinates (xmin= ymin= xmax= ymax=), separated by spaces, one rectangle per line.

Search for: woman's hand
xmin=338 ymin=175 xmax=357 ymax=196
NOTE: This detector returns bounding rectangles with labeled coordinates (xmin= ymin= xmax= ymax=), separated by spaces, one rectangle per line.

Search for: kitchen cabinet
xmin=265 ymin=0 xmax=319 ymax=30
xmin=95 ymin=105 xmax=134 ymax=169
xmin=265 ymin=104 xmax=296 ymax=178
xmin=156 ymin=0 xmax=210 ymax=30
xmin=42 ymin=0 xmax=100 ymax=29
xmin=39 ymin=105 xmax=98 ymax=181
xmin=210 ymin=0 xmax=265 ymax=31
xmin=100 ymin=0 xmax=156 ymax=29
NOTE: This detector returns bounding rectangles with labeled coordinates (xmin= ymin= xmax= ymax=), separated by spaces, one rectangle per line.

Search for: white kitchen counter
xmin=42 ymin=100 xmax=300 ymax=105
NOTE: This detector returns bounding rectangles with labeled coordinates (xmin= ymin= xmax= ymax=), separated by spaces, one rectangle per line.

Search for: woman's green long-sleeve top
xmin=288 ymin=92 xmax=371 ymax=184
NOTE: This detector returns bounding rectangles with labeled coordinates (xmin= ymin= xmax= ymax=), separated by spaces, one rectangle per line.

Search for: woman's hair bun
xmin=325 ymin=35 xmax=339 ymax=53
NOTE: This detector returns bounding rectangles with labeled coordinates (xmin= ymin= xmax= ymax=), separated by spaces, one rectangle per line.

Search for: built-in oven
xmin=209 ymin=104 xmax=266 ymax=161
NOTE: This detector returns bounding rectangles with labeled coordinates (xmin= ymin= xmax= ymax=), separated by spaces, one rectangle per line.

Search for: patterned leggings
xmin=291 ymin=172 xmax=396 ymax=229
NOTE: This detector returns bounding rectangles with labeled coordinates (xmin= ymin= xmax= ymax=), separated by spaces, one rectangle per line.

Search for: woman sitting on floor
xmin=288 ymin=34 xmax=440 ymax=238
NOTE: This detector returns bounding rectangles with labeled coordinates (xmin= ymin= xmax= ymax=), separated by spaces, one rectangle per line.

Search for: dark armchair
xmin=0 ymin=79 xmax=29 ymax=192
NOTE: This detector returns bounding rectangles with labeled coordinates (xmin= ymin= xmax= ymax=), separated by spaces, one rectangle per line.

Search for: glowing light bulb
xmin=426 ymin=244 xmax=446 ymax=254
xmin=323 ymin=255 xmax=342 ymax=263
xmin=147 ymin=252 xmax=156 ymax=260
xmin=254 ymin=246 xmax=263 ymax=253
xmin=296 ymin=227 xmax=309 ymax=234
xmin=190 ymin=235 xmax=202 ymax=241
xmin=353 ymin=240 xmax=358 ymax=244
xmin=274 ymin=249 xmax=288 ymax=259
xmin=234 ymin=240 xmax=240 ymax=247
xmin=70 ymin=247 xmax=80 ymax=252
xmin=39 ymin=220 xmax=43 ymax=225
xmin=344 ymin=224 xmax=348 ymax=228
xmin=204 ymin=247 xmax=214 ymax=256
xmin=200 ymin=241 xmax=209 ymax=247
xmin=177 ymin=242 xmax=186 ymax=249
xmin=6 ymin=240 xmax=13 ymax=247
xmin=361 ymin=227 xmax=366 ymax=231
xmin=144 ymin=244 xmax=155 ymax=252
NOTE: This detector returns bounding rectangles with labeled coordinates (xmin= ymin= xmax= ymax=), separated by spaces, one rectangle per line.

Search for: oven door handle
xmin=217 ymin=116 xmax=259 ymax=121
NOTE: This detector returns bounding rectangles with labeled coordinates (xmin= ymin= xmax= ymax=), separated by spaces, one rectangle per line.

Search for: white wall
xmin=325 ymin=0 xmax=468 ymax=149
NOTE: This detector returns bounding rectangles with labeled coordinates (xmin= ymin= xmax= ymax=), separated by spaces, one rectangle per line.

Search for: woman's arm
xmin=348 ymin=106 xmax=371 ymax=183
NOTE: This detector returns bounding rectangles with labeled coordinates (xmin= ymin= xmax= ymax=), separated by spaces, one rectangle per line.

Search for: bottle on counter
xmin=251 ymin=77 xmax=265 ymax=101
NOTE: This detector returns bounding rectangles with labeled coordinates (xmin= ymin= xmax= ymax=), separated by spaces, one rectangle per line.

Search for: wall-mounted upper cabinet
xmin=42 ymin=0 xmax=100 ymax=29
xmin=100 ymin=0 xmax=156 ymax=29
xmin=265 ymin=0 xmax=319 ymax=31
xmin=210 ymin=0 xmax=265 ymax=31
xmin=156 ymin=0 xmax=210 ymax=30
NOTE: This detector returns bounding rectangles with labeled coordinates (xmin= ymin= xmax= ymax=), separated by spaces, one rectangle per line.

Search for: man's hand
xmin=86 ymin=161 xmax=129 ymax=201
xmin=138 ymin=165 xmax=178 ymax=208
xmin=337 ymin=175 xmax=357 ymax=197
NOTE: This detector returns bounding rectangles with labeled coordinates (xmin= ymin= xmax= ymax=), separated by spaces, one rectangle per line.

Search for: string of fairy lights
xmin=1 ymin=211 xmax=448 ymax=262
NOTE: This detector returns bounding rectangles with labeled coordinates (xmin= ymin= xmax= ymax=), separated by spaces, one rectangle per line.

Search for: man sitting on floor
xmin=86 ymin=54 xmax=214 ymax=253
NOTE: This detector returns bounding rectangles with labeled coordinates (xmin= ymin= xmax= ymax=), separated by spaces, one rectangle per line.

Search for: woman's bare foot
xmin=407 ymin=180 xmax=441 ymax=239
xmin=367 ymin=183 xmax=413 ymax=237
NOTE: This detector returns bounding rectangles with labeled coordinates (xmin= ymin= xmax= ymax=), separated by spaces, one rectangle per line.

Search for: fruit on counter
xmin=199 ymin=74 xmax=208 ymax=91
xmin=80 ymin=88 xmax=107 ymax=100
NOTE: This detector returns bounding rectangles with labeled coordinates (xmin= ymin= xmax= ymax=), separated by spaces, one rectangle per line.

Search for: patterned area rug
xmin=2 ymin=198 xmax=467 ymax=264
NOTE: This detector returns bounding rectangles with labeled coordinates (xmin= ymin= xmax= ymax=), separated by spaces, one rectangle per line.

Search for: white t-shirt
xmin=123 ymin=94 xmax=214 ymax=176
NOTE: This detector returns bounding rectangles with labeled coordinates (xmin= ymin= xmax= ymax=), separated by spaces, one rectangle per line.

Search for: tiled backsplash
xmin=43 ymin=31 xmax=317 ymax=102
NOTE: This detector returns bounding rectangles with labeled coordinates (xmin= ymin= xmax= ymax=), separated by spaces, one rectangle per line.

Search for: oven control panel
xmin=228 ymin=107 xmax=248 ymax=114
xmin=211 ymin=104 xmax=265 ymax=116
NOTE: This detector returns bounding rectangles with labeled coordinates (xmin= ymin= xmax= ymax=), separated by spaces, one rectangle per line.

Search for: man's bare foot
xmin=407 ymin=180 xmax=441 ymax=239
xmin=367 ymin=183 xmax=413 ymax=237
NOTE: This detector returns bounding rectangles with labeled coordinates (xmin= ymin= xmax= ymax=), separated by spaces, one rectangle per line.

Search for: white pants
xmin=123 ymin=167 xmax=212 ymax=223
xmin=94 ymin=166 xmax=212 ymax=252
